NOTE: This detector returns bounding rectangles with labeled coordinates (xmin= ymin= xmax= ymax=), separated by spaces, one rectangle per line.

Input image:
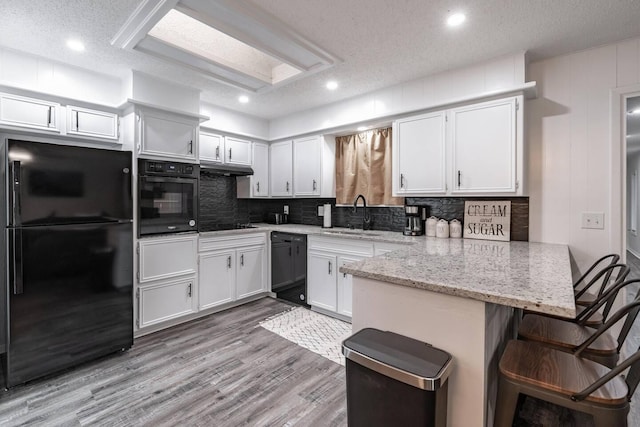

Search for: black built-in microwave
xmin=137 ymin=159 xmax=199 ymax=236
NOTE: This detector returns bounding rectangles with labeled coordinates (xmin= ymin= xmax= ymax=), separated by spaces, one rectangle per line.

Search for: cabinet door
xmin=225 ymin=136 xmax=252 ymax=166
xmin=307 ymin=252 xmax=337 ymax=312
xmin=0 ymin=93 xmax=58 ymax=132
xmin=270 ymin=140 xmax=293 ymax=197
xmin=393 ymin=111 xmax=446 ymax=195
xmin=138 ymin=235 xmax=198 ymax=283
xmin=200 ymin=131 xmax=223 ymax=163
xmin=67 ymin=106 xmax=119 ymax=140
xmin=199 ymin=250 xmax=235 ymax=310
xmin=450 ymin=98 xmax=517 ymax=193
xmin=293 ymin=136 xmax=321 ymax=196
xmin=252 ymin=142 xmax=269 ymax=197
xmin=337 ymin=255 xmax=364 ymax=318
xmin=139 ymin=109 xmax=197 ymax=161
xmin=138 ymin=278 xmax=196 ymax=328
xmin=236 ymin=246 xmax=266 ymax=299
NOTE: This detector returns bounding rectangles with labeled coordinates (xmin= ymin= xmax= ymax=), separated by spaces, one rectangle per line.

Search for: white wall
xmin=0 ymin=47 xmax=122 ymax=107
xmin=527 ymin=37 xmax=640 ymax=270
xmin=200 ymin=102 xmax=269 ymax=140
xmin=269 ymin=53 xmax=526 ymax=140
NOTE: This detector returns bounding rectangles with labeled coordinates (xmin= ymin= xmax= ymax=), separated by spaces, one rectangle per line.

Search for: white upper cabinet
xmin=0 ymin=92 xmax=59 ymax=132
xmin=392 ymin=95 xmax=523 ymax=197
xmin=252 ymin=142 xmax=269 ymax=197
xmin=293 ymin=136 xmax=322 ymax=197
xmin=138 ymin=107 xmax=198 ymax=161
xmin=199 ymin=131 xmax=224 ymax=163
xmin=393 ymin=111 xmax=446 ymax=195
xmin=67 ymin=105 xmax=119 ymax=141
xmin=450 ymin=97 xmax=518 ymax=194
xmin=270 ymin=140 xmax=293 ymax=197
xmin=224 ymin=136 xmax=252 ymax=166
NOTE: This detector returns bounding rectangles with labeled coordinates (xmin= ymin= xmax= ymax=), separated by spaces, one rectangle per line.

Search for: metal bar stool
xmin=574 ymin=254 xmax=620 ymax=306
xmin=518 ymin=280 xmax=640 ymax=368
xmin=495 ymin=339 xmax=640 ymax=427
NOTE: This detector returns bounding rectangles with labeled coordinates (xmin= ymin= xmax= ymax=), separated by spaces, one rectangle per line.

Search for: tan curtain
xmin=335 ymin=127 xmax=402 ymax=205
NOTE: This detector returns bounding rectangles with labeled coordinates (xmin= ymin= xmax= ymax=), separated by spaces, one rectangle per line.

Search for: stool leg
xmin=592 ymin=406 xmax=628 ymax=427
xmin=494 ymin=376 xmax=521 ymax=427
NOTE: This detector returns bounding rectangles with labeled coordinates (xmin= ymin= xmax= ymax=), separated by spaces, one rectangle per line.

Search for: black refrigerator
xmin=1 ymin=139 xmax=134 ymax=387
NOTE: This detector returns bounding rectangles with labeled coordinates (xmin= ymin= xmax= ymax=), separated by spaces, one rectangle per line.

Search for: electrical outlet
xmin=283 ymin=205 xmax=289 ymax=214
xmin=317 ymin=205 xmax=324 ymax=217
xmin=581 ymin=212 xmax=604 ymax=229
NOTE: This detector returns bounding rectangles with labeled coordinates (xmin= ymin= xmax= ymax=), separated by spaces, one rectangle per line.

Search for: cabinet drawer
xmin=308 ymin=235 xmax=374 ymax=256
xmin=199 ymin=232 xmax=266 ymax=252
xmin=138 ymin=278 xmax=196 ymax=328
xmin=139 ymin=234 xmax=198 ymax=283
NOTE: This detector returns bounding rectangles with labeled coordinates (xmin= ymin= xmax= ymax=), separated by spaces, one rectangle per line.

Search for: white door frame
xmin=611 ymin=84 xmax=640 ymax=264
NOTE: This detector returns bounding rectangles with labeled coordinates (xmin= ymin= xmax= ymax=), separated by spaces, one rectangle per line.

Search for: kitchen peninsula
xmin=340 ymin=237 xmax=575 ymax=427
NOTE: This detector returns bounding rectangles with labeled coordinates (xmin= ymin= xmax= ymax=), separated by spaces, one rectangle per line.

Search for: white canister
xmin=436 ymin=219 xmax=450 ymax=238
xmin=450 ymin=219 xmax=462 ymax=238
xmin=426 ymin=216 xmax=438 ymax=237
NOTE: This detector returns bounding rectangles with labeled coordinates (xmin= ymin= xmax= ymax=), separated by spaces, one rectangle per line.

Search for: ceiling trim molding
xmin=111 ymin=0 xmax=180 ymax=50
xmin=111 ymin=0 xmax=340 ymax=92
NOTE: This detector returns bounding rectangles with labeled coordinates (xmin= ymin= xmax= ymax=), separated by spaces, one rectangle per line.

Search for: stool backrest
xmin=574 ymin=253 xmax=620 ymax=290
xmin=575 ymin=263 xmax=630 ymax=324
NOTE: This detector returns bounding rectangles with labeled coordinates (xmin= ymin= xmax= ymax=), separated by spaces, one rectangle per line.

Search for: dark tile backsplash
xmin=199 ymin=174 xmax=529 ymax=240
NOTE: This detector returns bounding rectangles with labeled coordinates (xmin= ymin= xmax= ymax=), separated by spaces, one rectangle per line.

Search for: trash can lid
xmin=342 ymin=328 xmax=453 ymax=391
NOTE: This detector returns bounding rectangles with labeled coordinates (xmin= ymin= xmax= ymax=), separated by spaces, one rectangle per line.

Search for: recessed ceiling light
xmin=66 ymin=39 xmax=85 ymax=52
xmin=447 ymin=13 xmax=466 ymax=27
xmin=238 ymin=95 xmax=249 ymax=104
xmin=326 ymin=81 xmax=338 ymax=90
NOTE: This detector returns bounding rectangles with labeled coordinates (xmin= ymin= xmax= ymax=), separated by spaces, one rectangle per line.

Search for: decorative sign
xmin=463 ymin=201 xmax=511 ymax=241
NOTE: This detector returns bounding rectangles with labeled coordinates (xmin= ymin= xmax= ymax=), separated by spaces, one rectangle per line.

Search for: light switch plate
xmin=581 ymin=212 xmax=604 ymax=229
xmin=283 ymin=205 xmax=289 ymax=214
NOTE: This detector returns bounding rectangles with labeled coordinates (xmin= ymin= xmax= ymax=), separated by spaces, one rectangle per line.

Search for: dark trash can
xmin=342 ymin=328 xmax=453 ymax=427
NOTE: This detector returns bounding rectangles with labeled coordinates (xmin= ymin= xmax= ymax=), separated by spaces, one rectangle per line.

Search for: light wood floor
xmin=0 ymin=298 xmax=347 ymax=427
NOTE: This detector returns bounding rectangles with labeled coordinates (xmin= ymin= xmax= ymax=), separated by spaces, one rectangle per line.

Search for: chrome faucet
xmin=352 ymin=194 xmax=371 ymax=230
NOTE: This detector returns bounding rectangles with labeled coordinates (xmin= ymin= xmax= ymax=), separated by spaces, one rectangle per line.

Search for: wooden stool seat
xmin=519 ymin=314 xmax=618 ymax=366
xmin=499 ymin=340 xmax=628 ymax=405
xmin=575 ymin=290 xmax=597 ymax=306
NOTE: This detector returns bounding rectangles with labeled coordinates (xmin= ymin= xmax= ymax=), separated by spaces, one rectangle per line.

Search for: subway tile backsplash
xmin=199 ymin=174 xmax=529 ymax=240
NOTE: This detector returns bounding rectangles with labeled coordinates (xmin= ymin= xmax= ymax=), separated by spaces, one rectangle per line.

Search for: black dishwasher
xmin=271 ymin=232 xmax=308 ymax=307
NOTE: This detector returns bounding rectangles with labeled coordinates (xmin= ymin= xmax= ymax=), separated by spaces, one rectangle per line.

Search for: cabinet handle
xmin=328 ymin=261 xmax=332 ymax=275
xmin=256 ymin=181 xmax=260 ymax=192
xmin=227 ymin=256 xmax=231 ymax=269
xmin=229 ymin=148 xmax=232 ymax=159
xmin=47 ymin=106 xmax=52 ymax=127
xmin=75 ymin=111 xmax=79 ymax=130
xmin=187 ymin=283 xmax=192 ymax=297
xmin=457 ymin=170 xmax=461 ymax=187
xmin=215 ymin=146 xmax=220 ymax=159
xmin=343 ymin=272 xmax=347 ymax=278
xmin=312 ymin=179 xmax=317 ymax=191
xmin=297 ymin=245 xmax=299 ymax=255
xmin=286 ymin=181 xmax=290 ymax=192
xmin=188 ymin=140 xmax=193 ymax=154
xmin=400 ymin=173 xmax=404 ymax=188
xmin=240 ymin=254 xmax=244 ymax=266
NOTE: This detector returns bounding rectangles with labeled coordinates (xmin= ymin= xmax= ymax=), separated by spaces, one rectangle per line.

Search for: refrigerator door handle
xmin=10 ymin=229 xmax=24 ymax=295
xmin=11 ymin=161 xmax=22 ymax=226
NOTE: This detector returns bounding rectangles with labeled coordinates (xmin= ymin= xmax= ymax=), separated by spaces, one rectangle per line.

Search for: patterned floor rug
xmin=259 ymin=306 xmax=352 ymax=365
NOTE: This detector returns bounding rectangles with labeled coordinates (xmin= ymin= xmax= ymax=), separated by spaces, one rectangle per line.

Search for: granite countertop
xmin=340 ymin=236 xmax=576 ymax=318
xmin=199 ymin=224 xmax=576 ymax=318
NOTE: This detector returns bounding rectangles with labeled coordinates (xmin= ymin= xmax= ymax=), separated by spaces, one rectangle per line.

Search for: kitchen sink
xmin=323 ymin=229 xmax=381 ymax=237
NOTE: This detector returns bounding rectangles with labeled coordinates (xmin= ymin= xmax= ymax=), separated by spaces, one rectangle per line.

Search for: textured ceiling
xmin=1 ymin=0 xmax=640 ymax=119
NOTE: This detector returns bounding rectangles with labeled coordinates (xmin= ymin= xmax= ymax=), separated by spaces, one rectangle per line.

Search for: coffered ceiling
xmin=1 ymin=0 xmax=640 ymax=119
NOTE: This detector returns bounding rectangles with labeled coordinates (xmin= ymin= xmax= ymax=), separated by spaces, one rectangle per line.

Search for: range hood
xmin=200 ymin=163 xmax=254 ymax=176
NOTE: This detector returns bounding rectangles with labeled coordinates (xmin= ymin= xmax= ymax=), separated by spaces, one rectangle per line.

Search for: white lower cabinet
xmin=199 ymin=250 xmax=235 ymax=310
xmin=308 ymin=252 xmax=337 ymax=311
xmin=199 ymin=233 xmax=267 ymax=310
xmin=138 ymin=277 xmax=197 ymax=328
xmin=308 ymin=236 xmax=374 ymax=320
xmin=136 ymin=234 xmax=198 ymax=330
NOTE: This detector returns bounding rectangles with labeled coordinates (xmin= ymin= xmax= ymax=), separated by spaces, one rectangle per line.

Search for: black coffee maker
xmin=403 ymin=206 xmax=425 ymax=236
